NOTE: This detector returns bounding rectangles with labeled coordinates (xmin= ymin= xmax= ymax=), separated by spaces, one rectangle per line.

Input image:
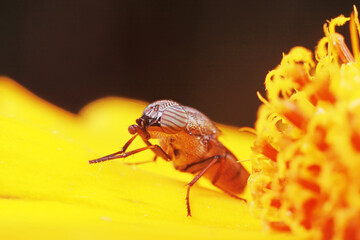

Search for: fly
xmin=89 ymin=99 xmax=249 ymax=216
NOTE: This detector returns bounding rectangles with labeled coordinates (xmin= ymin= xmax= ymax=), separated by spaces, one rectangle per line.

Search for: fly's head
xmin=136 ymin=100 xmax=188 ymax=134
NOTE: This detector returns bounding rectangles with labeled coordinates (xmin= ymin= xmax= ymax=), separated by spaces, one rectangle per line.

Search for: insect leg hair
xmin=186 ymin=155 xmax=222 ymax=217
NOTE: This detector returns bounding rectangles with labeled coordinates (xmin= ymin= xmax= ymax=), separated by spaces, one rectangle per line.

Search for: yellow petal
xmin=0 ymin=77 xmax=297 ymax=239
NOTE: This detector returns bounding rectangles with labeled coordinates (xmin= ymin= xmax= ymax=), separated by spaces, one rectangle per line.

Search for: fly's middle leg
xmin=185 ymin=155 xmax=222 ymax=217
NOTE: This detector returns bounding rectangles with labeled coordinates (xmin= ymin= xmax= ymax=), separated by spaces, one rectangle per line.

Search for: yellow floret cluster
xmin=249 ymin=9 xmax=360 ymax=240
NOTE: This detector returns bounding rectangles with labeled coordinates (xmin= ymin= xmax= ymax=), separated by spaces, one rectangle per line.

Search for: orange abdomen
xmin=204 ymin=155 xmax=249 ymax=194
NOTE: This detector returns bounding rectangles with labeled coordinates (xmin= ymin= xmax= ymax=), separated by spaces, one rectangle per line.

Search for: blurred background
xmin=0 ymin=0 xmax=357 ymax=126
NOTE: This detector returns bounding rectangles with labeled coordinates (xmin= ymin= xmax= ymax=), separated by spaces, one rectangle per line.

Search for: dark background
xmin=0 ymin=1 xmax=357 ymax=126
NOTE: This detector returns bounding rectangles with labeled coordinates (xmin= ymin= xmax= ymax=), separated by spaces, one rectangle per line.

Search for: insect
xmin=89 ymin=99 xmax=249 ymax=216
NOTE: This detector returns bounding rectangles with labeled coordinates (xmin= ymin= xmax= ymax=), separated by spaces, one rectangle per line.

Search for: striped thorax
xmin=138 ymin=100 xmax=188 ymax=134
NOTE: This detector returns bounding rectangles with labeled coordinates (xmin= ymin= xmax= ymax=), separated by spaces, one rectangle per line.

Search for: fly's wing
xmin=182 ymin=106 xmax=221 ymax=137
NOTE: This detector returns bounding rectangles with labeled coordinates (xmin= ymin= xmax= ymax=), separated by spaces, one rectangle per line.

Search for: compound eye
xmin=160 ymin=105 xmax=188 ymax=134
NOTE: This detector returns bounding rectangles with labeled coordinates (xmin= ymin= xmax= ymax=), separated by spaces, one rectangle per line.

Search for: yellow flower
xmin=0 ymin=77 xmax=298 ymax=239
xmin=250 ymin=7 xmax=360 ymax=240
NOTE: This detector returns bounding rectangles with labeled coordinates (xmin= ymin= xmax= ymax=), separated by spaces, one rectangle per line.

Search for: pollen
xmin=249 ymin=6 xmax=360 ymax=240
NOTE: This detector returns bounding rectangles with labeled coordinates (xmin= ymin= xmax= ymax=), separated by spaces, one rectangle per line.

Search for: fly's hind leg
xmin=185 ymin=155 xmax=222 ymax=217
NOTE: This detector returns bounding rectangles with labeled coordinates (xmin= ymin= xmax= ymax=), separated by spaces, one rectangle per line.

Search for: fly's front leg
xmin=88 ymin=125 xmax=170 ymax=164
xmin=96 ymin=134 xmax=138 ymax=160
xmin=186 ymin=155 xmax=222 ymax=217
xmin=89 ymin=145 xmax=164 ymax=164
xmin=128 ymin=124 xmax=171 ymax=161
xmin=88 ymin=133 xmax=139 ymax=164
xmin=128 ymin=124 xmax=150 ymax=140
